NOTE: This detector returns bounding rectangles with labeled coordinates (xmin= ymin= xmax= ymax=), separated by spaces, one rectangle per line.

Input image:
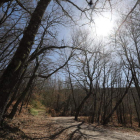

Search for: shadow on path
xmin=32 ymin=117 xmax=109 ymax=140
xmin=6 ymin=116 xmax=139 ymax=140
xmin=0 ymin=123 xmax=33 ymax=140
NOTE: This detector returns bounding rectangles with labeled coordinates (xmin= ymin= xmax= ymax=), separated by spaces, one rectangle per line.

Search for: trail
xmin=13 ymin=116 xmax=140 ymax=140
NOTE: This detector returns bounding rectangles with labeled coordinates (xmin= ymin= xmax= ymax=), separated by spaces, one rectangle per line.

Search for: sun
xmin=93 ymin=15 xmax=114 ymax=37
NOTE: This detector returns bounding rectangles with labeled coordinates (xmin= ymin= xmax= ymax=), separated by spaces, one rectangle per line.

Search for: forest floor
xmin=1 ymin=110 xmax=140 ymax=140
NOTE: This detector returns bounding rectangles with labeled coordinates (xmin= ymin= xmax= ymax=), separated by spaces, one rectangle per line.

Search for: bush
xmin=30 ymin=100 xmax=42 ymax=109
xmin=29 ymin=108 xmax=38 ymax=116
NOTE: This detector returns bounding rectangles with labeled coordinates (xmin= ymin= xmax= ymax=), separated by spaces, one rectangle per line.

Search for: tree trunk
xmin=91 ymin=93 xmax=96 ymax=123
xmin=67 ymin=64 xmax=77 ymax=110
xmin=8 ymin=61 xmax=39 ymax=119
xmin=75 ymin=92 xmax=92 ymax=121
xmin=4 ymin=67 xmax=27 ymax=114
xmin=102 ymin=78 xmax=132 ymax=125
xmin=19 ymin=101 xmax=24 ymax=115
xmin=0 ymin=0 xmax=12 ymax=7
xmin=132 ymin=92 xmax=140 ymax=127
xmin=97 ymin=90 xmax=103 ymax=124
xmin=0 ymin=0 xmax=51 ymax=125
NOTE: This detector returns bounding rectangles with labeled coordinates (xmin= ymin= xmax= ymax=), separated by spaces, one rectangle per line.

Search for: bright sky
xmin=93 ymin=14 xmax=114 ymax=37
xmin=56 ymin=0 xmax=136 ymax=42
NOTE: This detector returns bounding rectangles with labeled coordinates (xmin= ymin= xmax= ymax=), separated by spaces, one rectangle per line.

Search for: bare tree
xmin=0 ymin=0 xmax=51 ymax=124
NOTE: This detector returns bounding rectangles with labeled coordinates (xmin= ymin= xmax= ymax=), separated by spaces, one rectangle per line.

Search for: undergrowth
xmin=29 ymin=108 xmax=38 ymax=116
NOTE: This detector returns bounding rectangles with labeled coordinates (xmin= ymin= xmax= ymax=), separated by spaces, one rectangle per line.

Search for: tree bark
xmin=0 ymin=0 xmax=51 ymax=125
xmin=102 ymin=78 xmax=132 ymax=125
xmin=75 ymin=92 xmax=92 ymax=121
xmin=91 ymin=92 xmax=96 ymax=123
xmin=132 ymin=92 xmax=140 ymax=127
xmin=8 ymin=60 xmax=39 ymax=119
xmin=0 ymin=0 xmax=12 ymax=7
xmin=4 ymin=67 xmax=27 ymax=115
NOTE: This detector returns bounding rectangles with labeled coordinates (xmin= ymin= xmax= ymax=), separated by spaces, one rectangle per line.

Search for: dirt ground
xmin=1 ymin=114 xmax=140 ymax=140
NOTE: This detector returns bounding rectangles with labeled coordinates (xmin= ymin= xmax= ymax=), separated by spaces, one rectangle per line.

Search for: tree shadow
xmin=33 ymin=116 xmax=125 ymax=140
xmin=33 ymin=122 xmax=83 ymax=140
xmin=0 ymin=122 xmax=33 ymax=139
xmin=2 ymin=117 xmax=127 ymax=140
xmin=33 ymin=117 xmax=110 ymax=140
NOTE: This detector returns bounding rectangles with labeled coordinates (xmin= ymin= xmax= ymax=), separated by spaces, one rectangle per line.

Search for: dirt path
xmin=1 ymin=115 xmax=140 ymax=140
xmin=18 ymin=116 xmax=140 ymax=139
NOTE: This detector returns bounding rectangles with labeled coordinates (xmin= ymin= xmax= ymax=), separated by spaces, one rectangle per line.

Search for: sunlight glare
xmin=94 ymin=16 xmax=114 ymax=37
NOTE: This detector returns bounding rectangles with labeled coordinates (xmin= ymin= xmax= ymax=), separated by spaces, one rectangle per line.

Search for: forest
xmin=0 ymin=0 xmax=140 ymax=136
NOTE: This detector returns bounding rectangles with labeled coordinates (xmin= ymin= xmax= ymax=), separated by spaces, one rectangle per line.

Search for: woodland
xmin=1 ymin=0 xmax=140 ymax=133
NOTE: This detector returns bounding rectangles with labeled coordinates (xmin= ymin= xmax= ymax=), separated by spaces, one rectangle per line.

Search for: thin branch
xmin=116 ymin=0 xmax=139 ymax=34
xmin=16 ymin=0 xmax=32 ymax=16
xmin=38 ymin=53 xmax=73 ymax=79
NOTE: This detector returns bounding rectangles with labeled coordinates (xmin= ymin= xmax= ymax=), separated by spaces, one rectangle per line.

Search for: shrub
xmin=29 ymin=108 xmax=38 ymax=116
